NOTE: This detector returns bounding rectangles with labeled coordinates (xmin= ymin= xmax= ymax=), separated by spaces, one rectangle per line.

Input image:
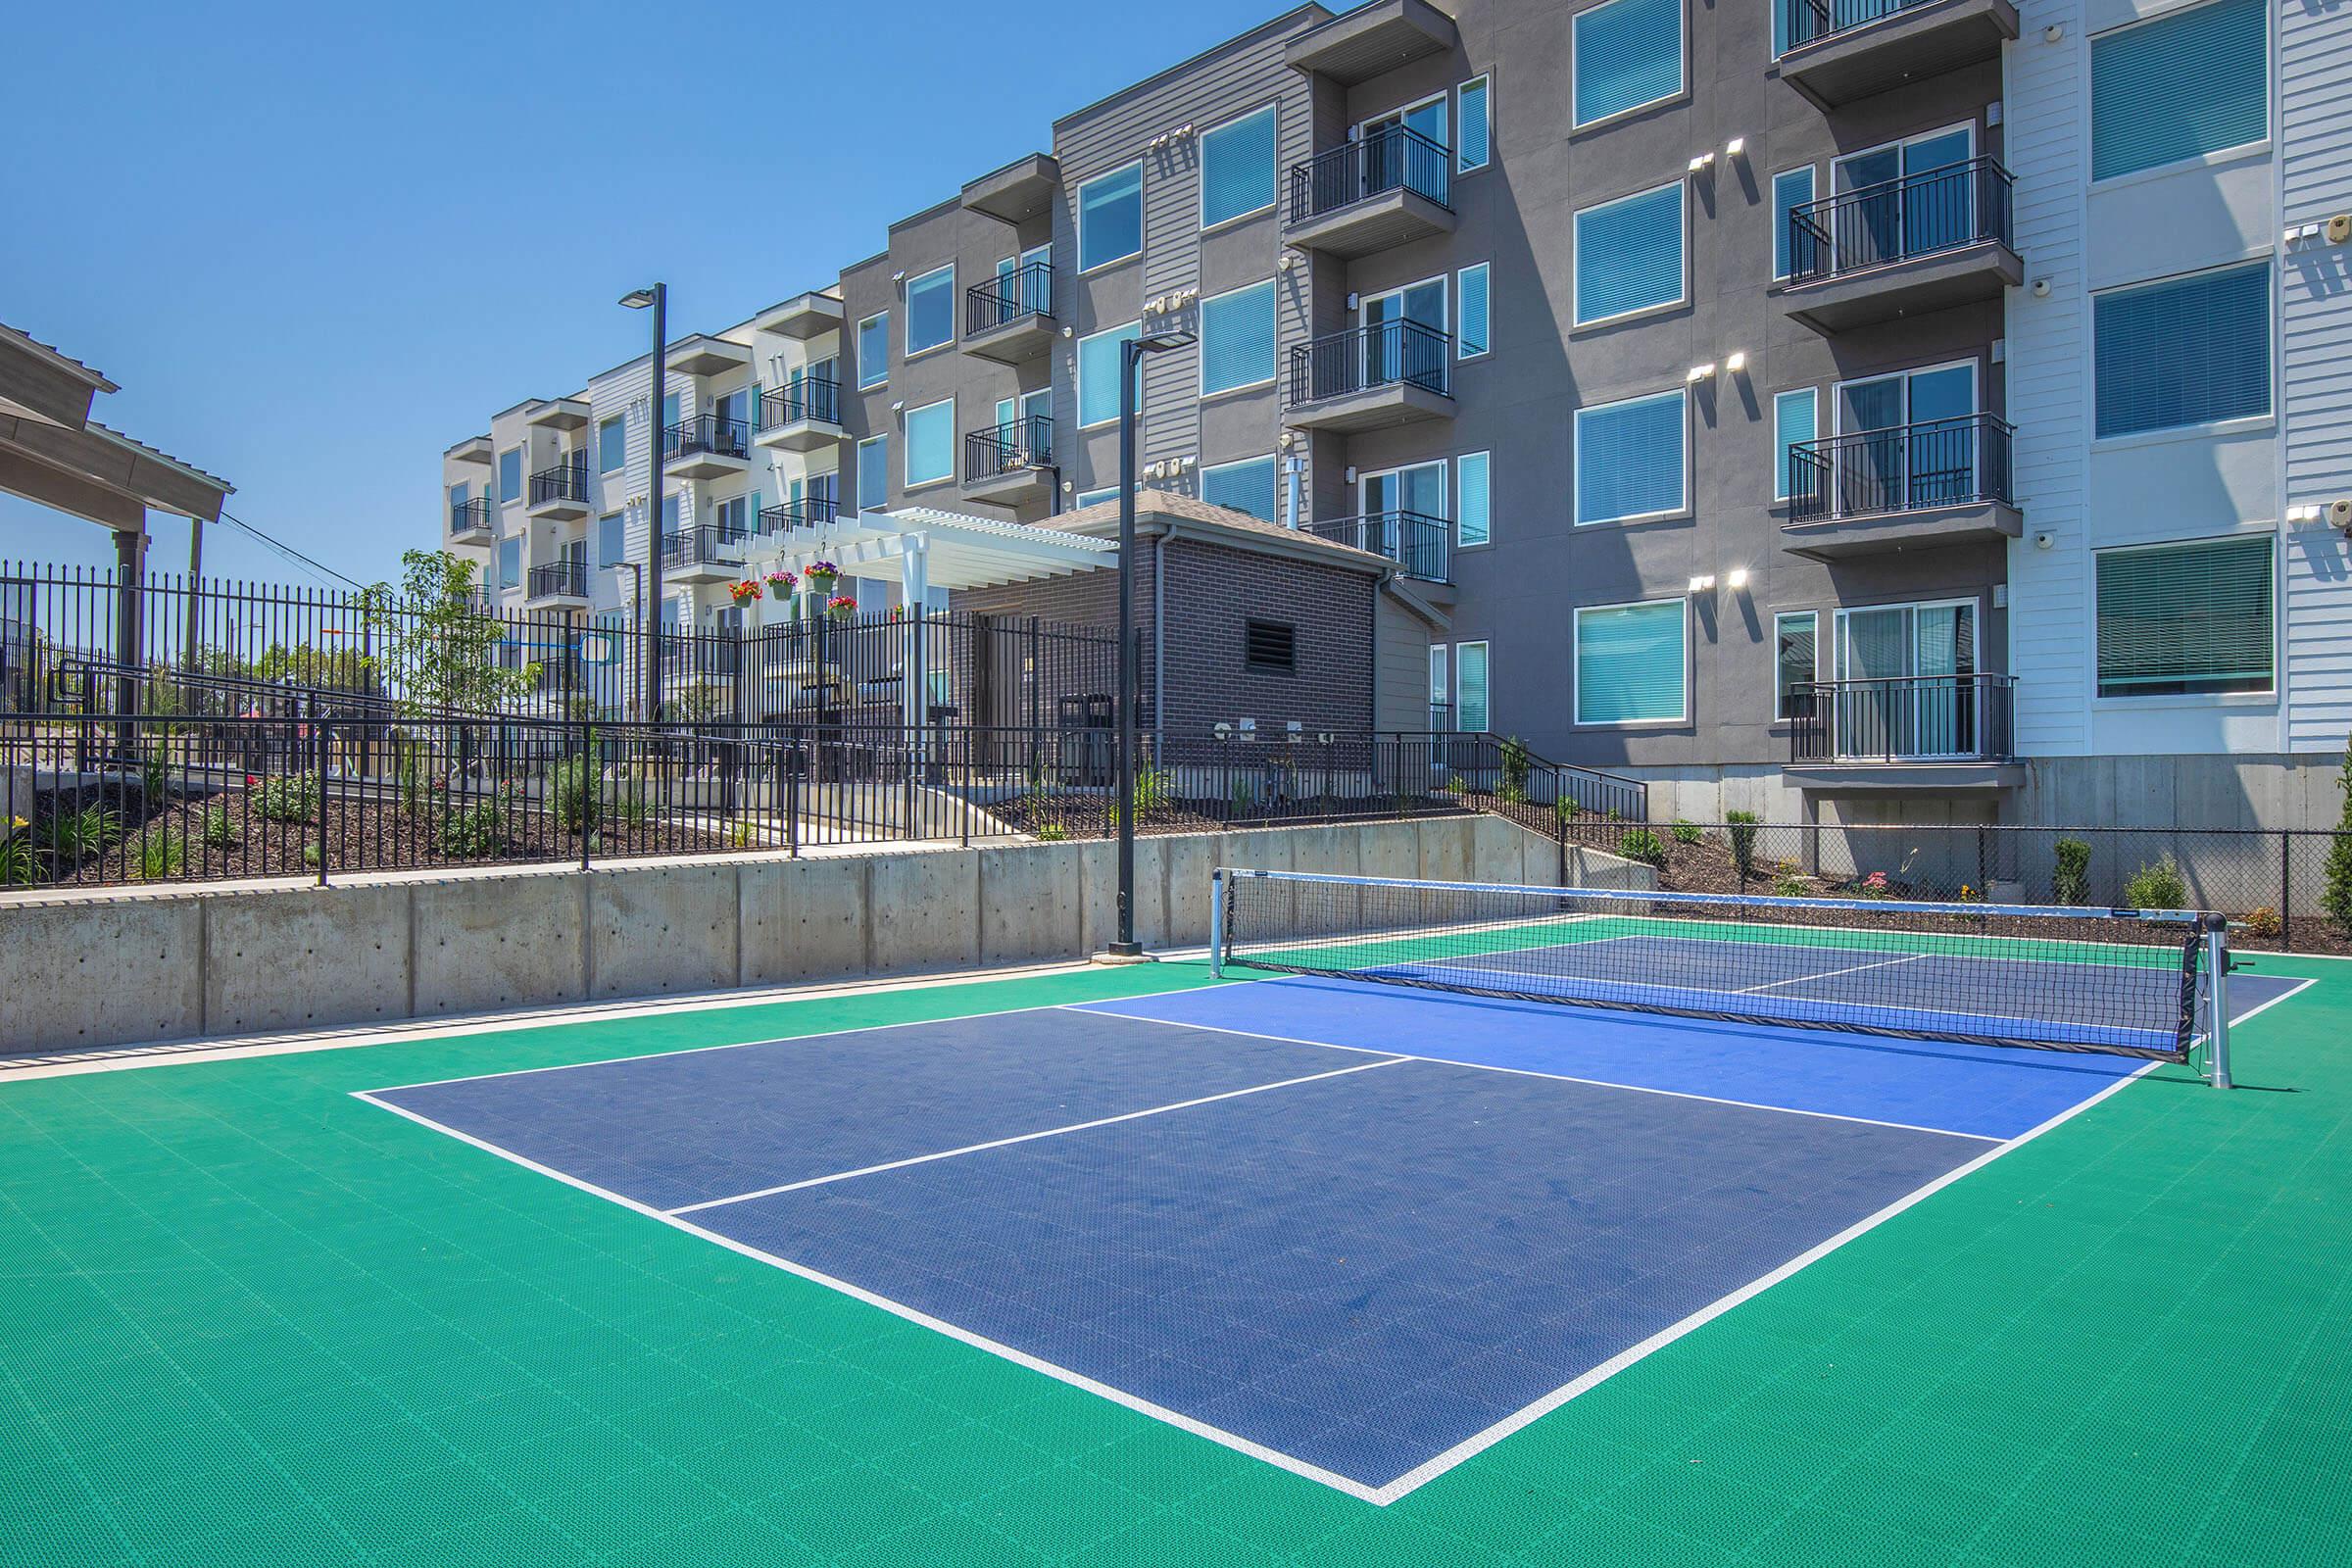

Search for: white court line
xmin=1060 ymin=1004 xmax=2003 ymax=1144
xmin=1735 ymin=952 xmax=1931 ymax=994
xmin=663 ymin=1055 xmax=1409 ymax=1216
xmin=2224 ymin=975 xmax=2319 ymax=1030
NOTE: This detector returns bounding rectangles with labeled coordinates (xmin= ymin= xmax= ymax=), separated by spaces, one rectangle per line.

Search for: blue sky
xmin=0 ymin=0 xmax=1289 ymax=589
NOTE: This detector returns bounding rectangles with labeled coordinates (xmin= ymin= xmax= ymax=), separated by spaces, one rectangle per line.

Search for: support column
xmin=114 ymin=525 xmax=145 ymax=719
xmin=898 ymin=534 xmax=929 ymax=733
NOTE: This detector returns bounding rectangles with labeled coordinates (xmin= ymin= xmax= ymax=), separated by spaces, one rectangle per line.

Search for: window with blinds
xmin=1200 ymin=280 xmax=1276 ymax=396
xmin=1201 ymin=455 xmax=1278 ymax=521
xmin=1200 ymin=106 xmax=1277 ymax=228
xmin=1772 ymin=166 xmax=1814 ymax=279
xmin=1079 ymin=163 xmax=1145 ymax=271
xmin=856 ymin=435 xmax=888 ymax=509
xmin=903 ymin=401 xmax=954 ymax=487
xmin=1774 ymin=387 xmax=1817 ymax=501
xmin=1457 ymin=452 xmax=1491 ymax=547
xmin=905 ymin=266 xmax=954 ymax=356
xmin=2093 ymin=262 xmax=2272 ymax=439
xmin=1575 ymin=388 xmax=1687 ymax=524
xmin=1774 ymin=611 xmax=1817 ymax=720
xmin=1458 ymin=76 xmax=1491 ymax=172
xmin=857 ymin=313 xmax=889 ymax=389
xmin=599 ymin=416 xmax=627 ymax=473
xmin=1457 ymin=264 xmax=1490 ymax=358
xmin=1078 ymin=321 xmax=1142 ymax=427
xmin=2095 ymin=534 xmax=2275 ymax=698
xmin=1244 ymin=619 xmax=1297 ymax=674
xmin=1574 ymin=182 xmax=1685 ymax=324
xmin=2090 ymin=0 xmax=2267 ymax=182
xmin=1577 ymin=600 xmax=1687 ymax=724
xmin=1574 ymin=0 xmax=1684 ymax=126
xmin=1455 ymin=641 xmax=1490 ymax=731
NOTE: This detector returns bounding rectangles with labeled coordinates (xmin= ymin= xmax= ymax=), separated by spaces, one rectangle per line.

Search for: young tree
xmin=368 ymin=550 xmax=539 ymax=718
xmin=2324 ymin=741 xmax=2352 ymax=940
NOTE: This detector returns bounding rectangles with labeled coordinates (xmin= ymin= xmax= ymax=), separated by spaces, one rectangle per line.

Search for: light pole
xmin=1108 ymin=328 xmax=1197 ymax=958
xmin=619 ymin=284 xmax=667 ymax=723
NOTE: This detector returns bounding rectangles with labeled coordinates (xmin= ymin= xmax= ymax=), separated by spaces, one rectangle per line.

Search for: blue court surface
xmin=360 ymin=972 xmax=2294 ymax=1501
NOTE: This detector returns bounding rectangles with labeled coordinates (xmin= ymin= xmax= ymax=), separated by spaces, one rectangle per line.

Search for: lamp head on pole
xmin=618 ymin=287 xmax=659 ymax=310
xmin=1135 ymin=329 xmax=1197 ymax=355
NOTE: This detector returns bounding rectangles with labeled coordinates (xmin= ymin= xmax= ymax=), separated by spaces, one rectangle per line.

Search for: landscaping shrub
xmin=1035 ymin=821 xmax=1068 ymax=842
xmin=1773 ymin=863 xmax=1809 ymax=897
xmin=1498 ymin=735 xmax=1530 ymax=804
xmin=552 ymin=753 xmax=600 ymax=836
xmin=1671 ymin=820 xmax=1701 ymax=846
xmin=36 ymin=805 xmax=120 ymax=863
xmin=200 ymin=805 xmax=236 ymax=851
xmin=136 ymin=828 xmax=185 ymax=880
xmin=1555 ymin=798 xmax=1581 ymax=823
xmin=1726 ymin=809 xmax=1760 ymax=880
xmin=2123 ymin=856 xmax=2189 ymax=911
xmin=2241 ymin=905 xmax=2282 ymax=943
xmin=2326 ymin=746 xmax=2352 ymax=940
xmin=254 ymin=772 xmax=319 ymax=825
xmin=2052 ymin=837 xmax=2091 ymax=906
xmin=0 ymin=817 xmax=36 ymax=886
xmin=1617 ymin=828 xmax=1667 ymax=868
xmin=438 ymin=803 xmax=506 ymax=858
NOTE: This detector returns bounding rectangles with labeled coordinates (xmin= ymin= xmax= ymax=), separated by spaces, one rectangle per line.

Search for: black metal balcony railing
xmin=659 ymin=524 xmax=748 ymax=571
xmin=1289 ymin=319 xmax=1452 ymax=406
xmin=757 ymin=377 xmax=840 ymax=433
xmin=660 ymin=632 xmax=741 ymax=681
xmin=964 ymin=414 xmax=1054 ymax=483
xmin=1787 ymin=158 xmax=2015 ymax=284
xmin=525 ymin=561 xmax=590 ymax=600
xmin=966 ymin=261 xmax=1054 ymax=336
xmin=1288 ymin=124 xmax=1452 ymax=226
xmin=1788 ymin=674 xmax=2016 ymax=763
xmin=663 ymin=414 xmax=751 ymax=463
xmin=757 ymin=496 xmax=840 ymax=535
xmin=528 ymin=461 xmax=588 ymax=508
xmin=1787 ymin=414 xmax=2015 ymax=524
xmin=1304 ymin=511 xmax=1449 ymax=582
xmin=1785 ymin=0 xmax=1949 ymax=49
xmin=449 ymin=497 xmax=495 ymax=535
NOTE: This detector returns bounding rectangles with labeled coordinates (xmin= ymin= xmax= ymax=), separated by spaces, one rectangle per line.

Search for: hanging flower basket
xmin=825 ymin=594 xmax=858 ymax=623
xmin=805 ymin=561 xmax=839 ymax=588
xmin=763 ymin=568 xmax=797 ymax=596
xmin=727 ymin=579 xmax=762 ymax=605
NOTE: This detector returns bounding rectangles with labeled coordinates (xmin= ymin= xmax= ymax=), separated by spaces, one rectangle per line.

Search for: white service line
xmin=1735 ymin=952 xmax=1931 ymax=994
xmin=663 ymin=1054 xmax=1409 ymax=1216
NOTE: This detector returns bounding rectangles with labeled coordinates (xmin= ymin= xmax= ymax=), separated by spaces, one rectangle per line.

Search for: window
xmin=1200 ymin=455 xmax=1278 ymax=521
xmin=662 ymin=392 xmax=679 ymax=430
xmin=1576 ymin=600 xmax=1687 ymax=724
xmin=857 ymin=313 xmax=889 ymax=389
xmin=1200 ymin=280 xmax=1276 ymax=396
xmin=1078 ymin=320 xmax=1142 ymax=427
xmin=497 ymin=537 xmax=520 ymax=589
xmin=1457 ymin=75 xmax=1491 ymax=172
xmin=2095 ymin=534 xmax=2274 ymax=697
xmin=1573 ymin=0 xmax=1684 ymax=127
xmin=2091 ymin=0 xmax=2267 ymax=182
xmin=1243 ymin=618 xmax=1297 ymax=674
xmin=1079 ymin=163 xmax=1144 ymax=271
xmin=904 ymin=399 xmax=954 ymax=488
xmin=1573 ymin=182 xmax=1685 ymax=324
xmin=597 ymin=512 xmax=624 ymax=566
xmin=1457 ymin=452 xmax=1491 ymax=547
xmin=1574 ymin=388 xmax=1687 ymax=524
xmin=1456 ymin=264 xmax=1490 ymax=359
xmin=1200 ymin=106 xmax=1277 ymax=228
xmin=1076 ymin=486 xmax=1118 ymax=509
xmin=1772 ymin=166 xmax=1815 ymax=279
xmin=598 ymin=416 xmax=627 ymax=474
xmin=1454 ymin=641 xmax=1490 ymax=732
xmin=497 ymin=446 xmax=522 ymax=505
xmin=905 ymin=266 xmax=954 ymax=356
xmin=856 ymin=435 xmax=888 ymax=510
xmin=662 ymin=494 xmax=680 ymax=537
xmin=1774 ymin=612 xmax=1817 ymax=720
xmin=2093 ymin=262 xmax=2271 ymax=439
xmin=1773 ymin=387 xmax=1818 ymax=502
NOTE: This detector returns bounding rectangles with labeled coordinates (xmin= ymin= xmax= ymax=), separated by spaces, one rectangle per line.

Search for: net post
xmin=1209 ymin=867 xmax=1226 ymax=978
xmin=2203 ymin=913 xmax=2231 ymax=1090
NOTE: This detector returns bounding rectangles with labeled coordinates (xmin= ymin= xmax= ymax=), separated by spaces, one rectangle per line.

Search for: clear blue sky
xmin=0 ymin=0 xmax=1290 ymax=590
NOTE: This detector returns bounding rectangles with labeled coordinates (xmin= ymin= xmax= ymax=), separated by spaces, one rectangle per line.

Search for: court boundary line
xmin=1061 ymin=1004 xmax=2005 ymax=1144
xmin=662 ymin=1054 xmax=1409 ymax=1216
xmin=1735 ymin=953 xmax=1930 ymax=994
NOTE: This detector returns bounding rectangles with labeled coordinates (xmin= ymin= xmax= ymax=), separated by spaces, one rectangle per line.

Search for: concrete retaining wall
xmin=0 ymin=816 xmax=1642 ymax=1057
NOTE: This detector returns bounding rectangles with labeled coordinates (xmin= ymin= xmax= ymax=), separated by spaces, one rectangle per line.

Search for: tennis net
xmin=1211 ymin=869 xmax=2228 ymax=1061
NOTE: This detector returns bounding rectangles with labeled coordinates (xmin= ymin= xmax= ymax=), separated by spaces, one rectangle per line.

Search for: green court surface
xmin=5 ymin=956 xmax=2349 ymax=1567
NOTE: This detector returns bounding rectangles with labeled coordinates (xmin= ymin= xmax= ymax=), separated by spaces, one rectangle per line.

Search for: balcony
xmin=1304 ymin=511 xmax=1448 ymax=582
xmin=660 ymin=524 xmax=748 ymax=584
xmin=667 ymin=335 xmax=751 ymax=378
xmin=525 ymin=460 xmax=590 ymax=521
xmin=753 ymin=378 xmax=844 ymax=453
xmin=525 ymin=398 xmax=590 ymax=434
xmin=962 ymin=415 xmax=1054 ymax=505
xmin=962 ymin=263 xmax=1055 ymax=366
xmin=1779 ymin=0 xmax=2020 ymax=110
xmin=663 ymin=414 xmax=752 ymax=479
xmin=1285 ymin=320 xmax=1454 ymax=433
xmin=1783 ymin=415 xmax=2020 ymax=560
xmin=448 ymin=497 xmax=495 ymax=543
xmin=757 ymin=495 xmax=839 ymax=539
xmin=1284 ymin=128 xmax=1454 ymax=258
xmin=1786 ymin=674 xmax=2021 ymax=791
xmin=446 ymin=434 xmax=494 ymax=466
xmin=1778 ymin=159 xmax=2020 ymax=334
xmin=961 ymin=153 xmax=1061 ymax=225
xmin=754 ymin=292 xmax=844 ymax=341
xmin=523 ymin=561 xmax=591 ymax=608
xmin=1285 ymin=0 xmax=1456 ymax=83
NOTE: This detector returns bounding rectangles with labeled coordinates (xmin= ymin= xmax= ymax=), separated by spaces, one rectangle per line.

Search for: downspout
xmin=1153 ymin=522 xmax=1172 ymax=754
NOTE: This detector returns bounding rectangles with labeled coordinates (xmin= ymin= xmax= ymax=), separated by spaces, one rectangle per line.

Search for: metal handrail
xmin=528 ymin=462 xmax=588 ymax=506
xmin=1303 ymin=510 xmax=1450 ymax=582
xmin=663 ymin=414 xmax=751 ymax=461
xmin=449 ymin=497 xmax=495 ymax=534
xmin=1788 ymin=673 xmax=2017 ymax=763
xmin=524 ymin=561 xmax=590 ymax=600
xmin=1785 ymin=0 xmax=1950 ymax=50
xmin=1786 ymin=157 xmax=2015 ymax=283
xmin=1786 ymin=413 xmax=2015 ymax=523
xmin=964 ymin=414 xmax=1055 ymax=482
xmin=659 ymin=524 xmax=748 ymax=570
xmin=1288 ymin=124 xmax=1452 ymax=225
xmin=757 ymin=496 xmax=840 ymax=535
xmin=757 ymin=377 xmax=840 ymax=431
xmin=965 ymin=261 xmax=1054 ymax=334
xmin=1288 ymin=319 xmax=1452 ymax=405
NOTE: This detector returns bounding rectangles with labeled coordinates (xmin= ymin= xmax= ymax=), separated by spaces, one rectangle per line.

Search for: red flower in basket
xmin=727 ymin=579 xmax=762 ymax=605
xmin=825 ymin=594 xmax=858 ymax=621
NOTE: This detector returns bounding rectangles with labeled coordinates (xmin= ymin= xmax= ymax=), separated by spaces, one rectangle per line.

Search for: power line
xmin=214 ymin=508 xmax=372 ymax=592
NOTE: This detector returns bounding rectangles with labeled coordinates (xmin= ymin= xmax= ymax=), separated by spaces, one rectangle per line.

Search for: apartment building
xmin=442 ymin=0 xmax=2351 ymax=829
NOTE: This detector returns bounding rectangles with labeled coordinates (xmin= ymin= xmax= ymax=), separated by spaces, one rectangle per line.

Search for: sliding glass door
xmin=1833 ymin=600 xmax=1979 ymax=759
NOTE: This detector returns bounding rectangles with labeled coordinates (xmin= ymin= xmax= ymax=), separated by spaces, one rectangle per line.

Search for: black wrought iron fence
xmin=1786 ymin=158 xmax=2015 ymax=282
xmin=448 ymin=497 xmax=495 ymax=536
xmin=1788 ymin=673 xmax=2016 ymax=762
xmin=1303 ymin=511 xmax=1450 ymax=582
xmin=1288 ymin=125 xmax=1451 ymax=224
xmin=965 ymin=414 xmax=1054 ymax=482
xmin=758 ymin=377 xmax=839 ymax=431
xmin=663 ymin=413 xmax=750 ymax=462
xmin=1786 ymin=414 xmax=2015 ymax=523
xmin=527 ymin=461 xmax=589 ymax=508
xmin=1289 ymin=319 xmax=1451 ymax=406
xmin=1785 ymin=0 xmax=1947 ymax=49
xmin=966 ymin=261 xmax=1054 ymax=334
